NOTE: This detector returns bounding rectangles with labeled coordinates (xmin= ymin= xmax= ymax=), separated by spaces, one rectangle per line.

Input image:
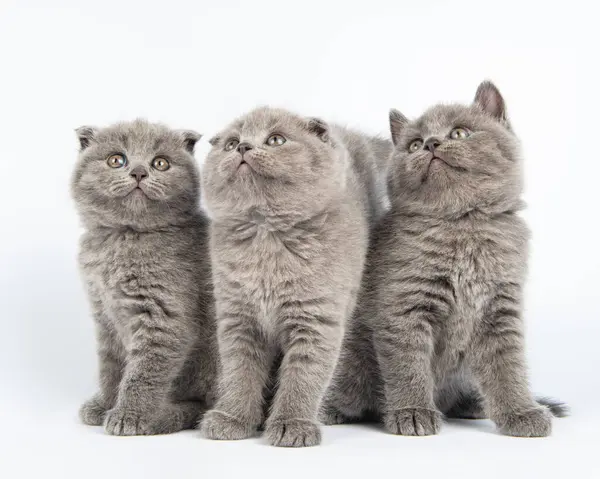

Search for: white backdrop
xmin=1 ymin=1 xmax=598 ymax=478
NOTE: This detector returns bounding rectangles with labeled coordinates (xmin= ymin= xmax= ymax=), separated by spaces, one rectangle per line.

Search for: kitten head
xmin=72 ymin=119 xmax=201 ymax=229
xmin=202 ymin=107 xmax=348 ymax=220
xmin=388 ymin=81 xmax=522 ymax=217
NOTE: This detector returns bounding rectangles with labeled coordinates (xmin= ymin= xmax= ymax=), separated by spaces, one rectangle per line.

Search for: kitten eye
xmin=266 ymin=134 xmax=286 ymax=147
xmin=152 ymin=157 xmax=170 ymax=171
xmin=408 ymin=140 xmax=423 ymax=153
xmin=449 ymin=127 xmax=470 ymax=140
xmin=107 ymin=154 xmax=127 ymax=168
xmin=224 ymin=139 xmax=239 ymax=151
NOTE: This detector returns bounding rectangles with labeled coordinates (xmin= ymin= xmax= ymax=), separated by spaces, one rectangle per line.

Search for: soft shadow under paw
xmin=384 ymin=408 xmax=442 ymax=436
xmin=498 ymin=407 xmax=552 ymax=437
xmin=79 ymin=397 xmax=109 ymax=426
xmin=265 ymin=418 xmax=321 ymax=447
xmin=200 ymin=410 xmax=257 ymax=440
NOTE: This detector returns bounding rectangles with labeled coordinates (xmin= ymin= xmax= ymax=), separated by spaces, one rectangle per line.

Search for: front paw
xmin=103 ymin=408 xmax=156 ymax=436
xmin=79 ymin=396 xmax=109 ymax=426
xmin=265 ymin=418 xmax=321 ymax=447
xmin=384 ymin=408 xmax=442 ymax=436
xmin=497 ymin=407 xmax=552 ymax=437
xmin=200 ymin=410 xmax=257 ymax=440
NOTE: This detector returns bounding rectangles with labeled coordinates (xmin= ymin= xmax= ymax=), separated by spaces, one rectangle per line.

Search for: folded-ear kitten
xmin=199 ymin=107 xmax=391 ymax=447
xmin=73 ymin=119 xmax=218 ymax=435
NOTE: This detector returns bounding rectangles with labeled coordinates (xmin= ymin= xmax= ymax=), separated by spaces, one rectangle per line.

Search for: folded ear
xmin=473 ymin=80 xmax=509 ymax=126
xmin=306 ymin=117 xmax=329 ymax=142
xmin=178 ymin=129 xmax=202 ymax=153
xmin=389 ymin=109 xmax=408 ymax=146
xmin=75 ymin=126 xmax=98 ymax=150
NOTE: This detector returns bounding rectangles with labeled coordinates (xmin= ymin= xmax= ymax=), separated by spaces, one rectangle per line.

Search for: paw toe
xmin=79 ymin=398 xmax=108 ymax=426
xmin=265 ymin=418 xmax=321 ymax=447
xmin=200 ymin=410 xmax=256 ymax=440
xmin=103 ymin=408 xmax=153 ymax=436
xmin=385 ymin=408 xmax=442 ymax=436
xmin=499 ymin=407 xmax=553 ymax=437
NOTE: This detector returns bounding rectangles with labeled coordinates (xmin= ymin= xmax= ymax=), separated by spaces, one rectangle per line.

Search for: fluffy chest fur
xmin=384 ymin=210 xmax=526 ymax=282
xmin=445 ymin=216 xmax=528 ymax=337
xmin=374 ymin=211 xmax=528 ymax=351
xmin=79 ymin=224 xmax=208 ymax=346
xmin=212 ymin=208 xmax=367 ymax=336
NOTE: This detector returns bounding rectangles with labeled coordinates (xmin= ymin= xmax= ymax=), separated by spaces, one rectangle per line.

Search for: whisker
xmin=108 ymin=178 xmax=134 ymax=195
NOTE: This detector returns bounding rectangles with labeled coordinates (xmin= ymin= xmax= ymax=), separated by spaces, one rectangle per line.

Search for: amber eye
xmin=266 ymin=134 xmax=286 ymax=147
xmin=152 ymin=157 xmax=170 ymax=171
xmin=408 ymin=139 xmax=423 ymax=153
xmin=449 ymin=127 xmax=470 ymax=140
xmin=107 ymin=154 xmax=127 ymax=168
xmin=224 ymin=139 xmax=239 ymax=151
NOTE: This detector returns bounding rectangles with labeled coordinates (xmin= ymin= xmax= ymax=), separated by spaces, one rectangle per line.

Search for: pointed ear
xmin=178 ymin=129 xmax=202 ymax=153
xmin=474 ymin=80 xmax=509 ymax=125
xmin=389 ymin=109 xmax=408 ymax=146
xmin=75 ymin=126 xmax=98 ymax=150
xmin=306 ymin=117 xmax=329 ymax=142
xmin=208 ymin=135 xmax=220 ymax=147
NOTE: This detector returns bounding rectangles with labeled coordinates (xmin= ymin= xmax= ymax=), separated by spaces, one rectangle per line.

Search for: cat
xmin=72 ymin=119 xmax=218 ymax=436
xmin=323 ymin=81 xmax=567 ymax=437
xmin=199 ymin=107 xmax=391 ymax=447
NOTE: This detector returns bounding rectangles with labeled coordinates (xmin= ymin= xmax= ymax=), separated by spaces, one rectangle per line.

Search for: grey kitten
xmin=73 ymin=119 xmax=218 ymax=436
xmin=199 ymin=107 xmax=391 ymax=447
xmin=324 ymin=81 xmax=566 ymax=437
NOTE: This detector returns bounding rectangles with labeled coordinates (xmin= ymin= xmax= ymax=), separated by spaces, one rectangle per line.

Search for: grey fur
xmin=199 ymin=107 xmax=391 ymax=447
xmin=73 ymin=119 xmax=218 ymax=435
xmin=324 ymin=81 xmax=566 ymax=437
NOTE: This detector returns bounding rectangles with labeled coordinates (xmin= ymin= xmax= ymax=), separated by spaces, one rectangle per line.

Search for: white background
xmin=1 ymin=0 xmax=598 ymax=478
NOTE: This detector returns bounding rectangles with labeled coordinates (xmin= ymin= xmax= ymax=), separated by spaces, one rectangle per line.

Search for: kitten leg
xmin=80 ymin=309 xmax=124 ymax=426
xmin=320 ymin=322 xmax=380 ymax=425
xmin=264 ymin=304 xmax=344 ymax=447
xmin=104 ymin=308 xmax=192 ymax=436
xmin=374 ymin=293 xmax=448 ymax=436
xmin=470 ymin=283 xmax=552 ymax=437
xmin=201 ymin=309 xmax=272 ymax=440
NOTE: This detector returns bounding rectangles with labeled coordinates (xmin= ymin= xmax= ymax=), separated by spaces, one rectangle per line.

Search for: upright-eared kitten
xmin=73 ymin=120 xmax=218 ymax=435
xmin=199 ymin=107 xmax=391 ymax=447
xmin=324 ymin=82 xmax=566 ymax=436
